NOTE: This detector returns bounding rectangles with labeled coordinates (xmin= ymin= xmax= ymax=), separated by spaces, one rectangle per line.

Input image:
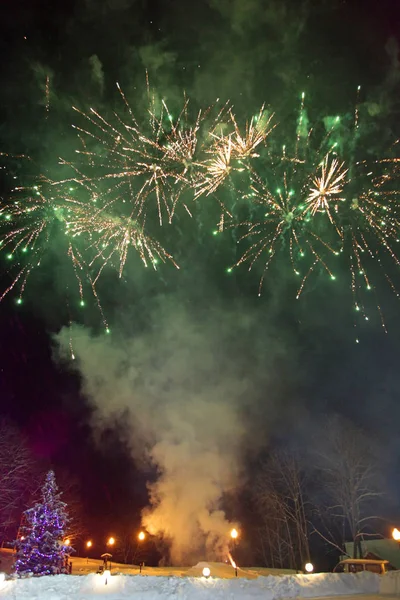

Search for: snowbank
xmin=0 ymin=569 xmax=380 ymax=600
xmin=380 ymin=569 xmax=400 ymax=595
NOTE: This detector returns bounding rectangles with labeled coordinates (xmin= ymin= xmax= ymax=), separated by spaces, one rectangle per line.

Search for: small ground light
xmin=305 ymin=562 xmax=314 ymax=573
xmin=103 ymin=569 xmax=111 ymax=585
xmin=202 ymin=567 xmax=211 ymax=578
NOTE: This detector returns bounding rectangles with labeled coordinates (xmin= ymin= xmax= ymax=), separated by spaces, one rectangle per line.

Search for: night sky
xmin=1 ymin=0 xmax=400 ymax=568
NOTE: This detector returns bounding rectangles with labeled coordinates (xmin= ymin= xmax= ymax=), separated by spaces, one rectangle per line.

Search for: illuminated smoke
xmin=56 ymin=301 xmax=258 ymax=564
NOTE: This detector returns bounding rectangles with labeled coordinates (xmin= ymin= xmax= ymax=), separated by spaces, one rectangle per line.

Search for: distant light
xmin=202 ymin=566 xmax=211 ymax=578
xmin=305 ymin=562 xmax=314 ymax=573
xmin=138 ymin=531 xmax=146 ymax=541
xmin=392 ymin=528 xmax=400 ymax=541
xmin=107 ymin=537 xmax=115 ymax=546
xmin=230 ymin=528 xmax=239 ymax=540
xmin=65 ymin=539 xmax=71 ymax=546
xmin=86 ymin=540 xmax=93 ymax=548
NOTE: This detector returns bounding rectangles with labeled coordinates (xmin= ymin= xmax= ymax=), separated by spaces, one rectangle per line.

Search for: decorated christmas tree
xmin=15 ymin=470 xmax=72 ymax=576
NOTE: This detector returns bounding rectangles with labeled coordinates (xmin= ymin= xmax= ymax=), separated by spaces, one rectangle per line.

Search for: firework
xmin=228 ymin=106 xmax=275 ymax=160
xmin=0 ymin=171 xmax=178 ymax=323
xmin=70 ymin=80 xmax=230 ymax=225
xmin=230 ymin=91 xmax=400 ymax=333
xmin=304 ymin=154 xmax=348 ymax=223
xmin=194 ymin=107 xmax=274 ymax=199
xmin=2 ymin=84 xmax=400 ymax=336
xmin=66 ymin=209 xmax=179 ymax=280
xmin=232 ymin=167 xmax=338 ymax=298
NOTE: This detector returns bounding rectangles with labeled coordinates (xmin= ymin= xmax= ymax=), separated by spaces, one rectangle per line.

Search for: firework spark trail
xmin=45 ymin=75 xmax=50 ymax=116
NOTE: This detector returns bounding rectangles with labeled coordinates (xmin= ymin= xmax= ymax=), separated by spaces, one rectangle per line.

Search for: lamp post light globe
xmin=138 ymin=531 xmax=146 ymax=541
xmin=230 ymin=528 xmax=239 ymax=540
xmin=86 ymin=540 xmax=93 ymax=549
xmin=107 ymin=537 xmax=115 ymax=546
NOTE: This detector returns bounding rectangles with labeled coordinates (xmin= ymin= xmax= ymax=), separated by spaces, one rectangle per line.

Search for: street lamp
xmin=230 ymin=528 xmax=239 ymax=540
xmin=133 ymin=531 xmax=146 ymax=568
xmin=86 ymin=540 xmax=93 ymax=564
xmin=107 ymin=537 xmax=115 ymax=547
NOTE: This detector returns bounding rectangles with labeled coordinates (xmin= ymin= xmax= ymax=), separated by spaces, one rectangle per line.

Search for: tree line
xmin=248 ymin=416 xmax=388 ymax=570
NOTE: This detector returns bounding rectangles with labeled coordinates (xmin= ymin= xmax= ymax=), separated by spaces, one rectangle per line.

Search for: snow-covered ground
xmin=0 ymin=562 xmax=399 ymax=600
xmin=69 ymin=556 xmax=296 ymax=577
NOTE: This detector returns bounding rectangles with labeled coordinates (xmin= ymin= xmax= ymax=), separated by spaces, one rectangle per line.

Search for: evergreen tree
xmin=15 ymin=470 xmax=72 ymax=576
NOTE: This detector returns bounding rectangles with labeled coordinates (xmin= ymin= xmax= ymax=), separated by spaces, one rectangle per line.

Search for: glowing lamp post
xmin=107 ymin=537 xmax=115 ymax=547
xmin=229 ymin=528 xmax=239 ymax=576
xmin=86 ymin=540 xmax=92 ymax=564
xmin=305 ymin=562 xmax=314 ymax=573
xmin=134 ymin=531 xmax=146 ymax=571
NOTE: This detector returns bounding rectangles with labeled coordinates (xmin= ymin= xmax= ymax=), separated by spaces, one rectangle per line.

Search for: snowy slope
xmin=0 ymin=568 xmax=381 ymax=600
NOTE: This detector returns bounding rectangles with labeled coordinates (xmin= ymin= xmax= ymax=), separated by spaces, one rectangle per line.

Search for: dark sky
xmin=1 ymin=0 xmax=400 ymax=566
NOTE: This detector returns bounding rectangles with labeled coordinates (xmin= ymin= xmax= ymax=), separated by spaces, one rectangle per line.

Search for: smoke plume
xmin=56 ymin=299 xmax=276 ymax=564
